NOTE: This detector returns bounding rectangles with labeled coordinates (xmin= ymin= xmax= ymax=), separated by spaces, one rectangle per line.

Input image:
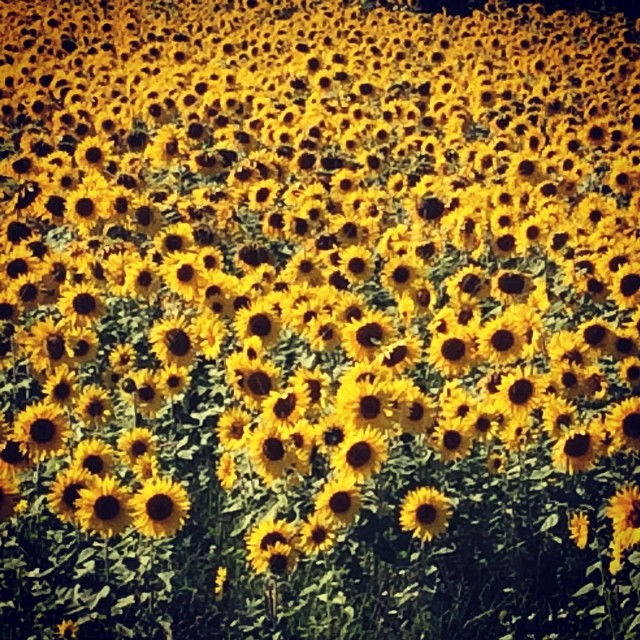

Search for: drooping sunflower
xmin=65 ymin=327 xmax=98 ymax=365
xmin=569 ymin=511 xmax=589 ymax=549
xmin=149 ymin=317 xmax=197 ymax=367
xmin=399 ymin=486 xmax=452 ymax=543
xmin=486 ymin=452 xmax=506 ymax=475
xmin=76 ymin=475 xmax=131 ymax=538
xmin=214 ymin=566 xmax=228 ymax=600
xmin=132 ymin=453 xmax=160 ymax=483
xmin=314 ymin=477 xmax=361 ymax=528
xmin=71 ymin=439 xmax=114 ymax=478
xmin=216 ymin=452 xmax=237 ymax=491
xmin=395 ymin=382 xmax=435 ymax=435
xmin=57 ymin=282 xmax=105 ymax=328
xmin=23 ymin=317 xmax=68 ymax=373
xmin=263 ymin=541 xmax=299 ymax=576
xmin=14 ymin=402 xmax=70 ymax=461
xmin=0 ymin=470 xmax=21 ymax=521
xmin=551 ymin=429 xmax=600 ymax=475
xmin=130 ymin=476 xmax=190 ymax=538
xmin=376 ymin=335 xmax=423 ymax=374
xmin=48 ymin=467 xmax=93 ymax=525
xmin=192 ymin=312 xmax=226 ymax=360
xmin=130 ymin=369 xmax=165 ymax=418
xmin=331 ymin=427 xmax=388 ymax=482
xmin=55 ymin=619 xmax=79 ymax=639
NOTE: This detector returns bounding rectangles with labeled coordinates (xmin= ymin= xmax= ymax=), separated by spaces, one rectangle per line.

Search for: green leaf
xmin=573 ymin=583 xmax=595 ymax=597
xmin=89 ymin=586 xmax=110 ymax=611
xmin=540 ymin=513 xmax=559 ymax=532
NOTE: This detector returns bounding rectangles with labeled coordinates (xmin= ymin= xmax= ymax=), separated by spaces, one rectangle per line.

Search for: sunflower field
xmin=1 ymin=0 xmax=640 ymax=638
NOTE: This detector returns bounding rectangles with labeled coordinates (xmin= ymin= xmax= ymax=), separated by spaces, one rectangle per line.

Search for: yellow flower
xmin=568 ymin=512 xmax=589 ymax=549
xmin=14 ymin=402 xmax=70 ymax=461
xmin=214 ymin=566 xmax=228 ymax=599
xmin=76 ymin=475 xmax=131 ymax=538
xmin=399 ymin=486 xmax=452 ymax=543
xmin=130 ymin=476 xmax=190 ymax=538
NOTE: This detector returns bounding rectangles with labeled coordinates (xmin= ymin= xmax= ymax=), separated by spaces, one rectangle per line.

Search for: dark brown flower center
xmin=324 ymin=427 xmax=344 ymax=446
xmin=311 ymin=527 xmax=327 ymax=544
xmin=274 ymin=394 xmax=296 ymax=419
xmin=441 ymin=338 xmax=465 ymax=362
xmin=360 ymin=395 xmax=381 ymax=419
xmin=563 ymin=433 xmax=590 ymax=458
xmin=249 ymin=313 xmax=272 ymax=337
xmin=261 ymin=532 xmax=286 ymax=550
xmin=443 ymin=430 xmax=462 ymax=450
xmin=329 ymin=491 xmax=352 ymax=514
xmin=176 ymin=264 xmax=194 ymax=282
xmin=355 ymin=322 xmax=383 ymax=348
xmin=30 ymin=418 xmax=55 ymax=444
xmin=491 ymin=329 xmax=514 ymax=352
xmin=72 ymin=293 xmax=97 ymax=315
xmin=247 ymin=371 xmax=271 ymax=396
xmin=46 ymin=335 xmax=66 ymax=361
xmin=346 ymin=441 xmax=373 ymax=468
xmin=269 ymin=553 xmax=288 ymax=575
xmin=416 ymin=503 xmax=437 ymax=524
xmin=383 ymin=345 xmax=408 ymax=367
xmin=584 ymin=325 xmax=606 ymax=346
xmin=94 ymin=495 xmax=120 ymax=521
xmin=62 ymin=482 xmax=83 ymax=510
xmin=146 ymin=494 xmax=174 ymax=521
xmin=131 ymin=441 xmax=147 ymax=457
xmin=498 ymin=273 xmax=525 ymax=295
xmin=348 ymin=257 xmax=366 ymax=274
xmin=508 ymin=379 xmax=534 ymax=405
xmin=622 ymin=412 xmax=640 ymax=439
xmin=165 ymin=328 xmax=191 ymax=356
xmin=83 ymin=454 xmax=104 ymax=474
xmin=620 ymin=274 xmax=640 ymax=297
xmin=263 ymin=437 xmax=285 ymax=461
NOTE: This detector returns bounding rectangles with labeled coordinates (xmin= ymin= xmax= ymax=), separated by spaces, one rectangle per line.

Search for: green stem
xmin=104 ymin=537 xmax=110 ymax=585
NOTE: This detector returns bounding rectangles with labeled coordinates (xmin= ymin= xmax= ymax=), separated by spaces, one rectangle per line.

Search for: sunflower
xmin=123 ymin=256 xmax=160 ymax=300
xmin=376 ymin=335 xmax=422 ymax=374
xmin=331 ymin=427 xmax=388 ymax=482
xmin=618 ymin=357 xmax=640 ymax=389
xmin=0 ymin=470 xmax=21 ymax=521
xmin=380 ymin=255 xmax=420 ymax=295
xmin=569 ymin=512 xmax=589 ymax=549
xmin=234 ymin=302 xmax=282 ymax=349
xmin=339 ymin=245 xmax=374 ymax=283
xmin=395 ymin=382 xmax=434 ymax=435
xmin=264 ymin=541 xmax=299 ymax=576
xmin=159 ymin=364 xmax=191 ymax=398
xmin=192 ymin=312 xmax=226 ymax=360
xmin=57 ymin=282 xmax=104 ymax=328
xmin=477 ymin=312 xmax=525 ymax=365
xmin=227 ymin=353 xmax=281 ymax=408
xmin=315 ymin=414 xmax=350 ymax=456
xmin=341 ymin=310 xmax=396 ymax=362
xmin=76 ymin=475 xmax=131 ymax=538
xmin=117 ymin=427 xmax=157 ymax=468
xmin=48 ymin=468 xmax=93 ymax=525
xmin=108 ymin=344 xmax=137 ymax=375
xmin=431 ymin=418 xmax=473 ymax=463
xmin=605 ymin=485 xmax=640 ymax=551
xmin=65 ymin=327 xmax=98 ymax=365
xmin=486 ymin=452 xmax=506 ymax=475
xmin=491 ymin=269 xmax=535 ymax=306
xmin=551 ymin=429 xmax=600 ymax=475
xmin=336 ymin=377 xmax=394 ymax=431
xmin=161 ymin=251 xmax=206 ymax=302
xmin=214 ymin=566 xmax=228 ymax=599
xmin=315 ymin=477 xmax=361 ymax=528
xmin=260 ymin=383 xmax=310 ymax=430
xmin=149 ymin=317 xmax=197 ymax=367
xmin=297 ymin=512 xmax=337 ymax=555
xmin=610 ymin=263 xmax=640 ymax=310
xmin=217 ymin=408 xmax=253 ymax=451
xmin=399 ymin=486 xmax=452 ymax=543
xmin=14 ymin=402 xmax=70 ymax=461
xmin=604 ymin=397 xmax=640 ymax=452
xmin=130 ymin=369 xmax=164 ymax=417
xmin=216 ymin=452 xmax=237 ymax=491
xmin=130 ymin=476 xmax=190 ymax=538
xmin=427 ymin=329 xmax=476 ymax=377
xmin=75 ymin=385 xmax=112 ymax=429
xmin=542 ymin=396 xmax=578 ymax=439
xmin=132 ymin=453 xmax=160 ymax=483
xmin=245 ymin=517 xmax=297 ymax=573
xmin=494 ymin=366 xmax=544 ymax=420
xmin=247 ymin=423 xmax=292 ymax=485
xmin=289 ymin=366 xmax=330 ymax=414
xmin=55 ymin=619 xmax=79 ymax=639
xmin=71 ymin=439 xmax=114 ymax=478
xmin=41 ymin=365 xmax=78 ymax=407
xmin=23 ymin=317 xmax=68 ymax=373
